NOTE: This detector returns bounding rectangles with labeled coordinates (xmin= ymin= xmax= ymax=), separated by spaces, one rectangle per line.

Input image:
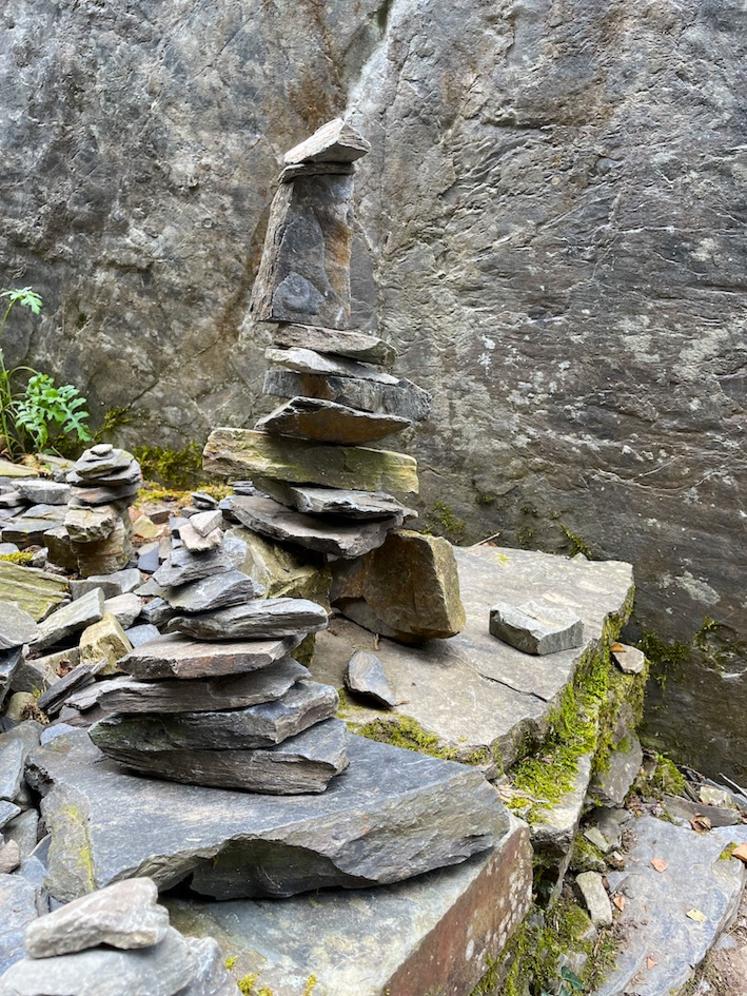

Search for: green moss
xmin=634 ymin=753 xmax=687 ymax=799
xmin=0 ymin=551 xmax=34 ymax=565
xmin=425 ymin=500 xmax=467 ymax=544
xmin=719 ymin=842 xmax=738 ymax=861
xmin=559 ymin=523 xmax=594 ymax=559
xmin=237 ymin=975 xmax=273 ymax=996
xmin=98 ymin=406 xmax=136 ymax=437
xmin=224 ymin=956 xmax=237 ymax=970
xmin=133 ymin=442 xmax=204 ymax=489
xmin=569 ymin=835 xmax=606 ymax=874
xmin=350 ymin=714 xmax=460 ymax=761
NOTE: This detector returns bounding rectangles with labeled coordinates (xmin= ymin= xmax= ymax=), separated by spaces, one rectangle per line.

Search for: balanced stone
xmin=153 ymin=545 xmax=234 ymax=588
xmin=34 ymin=588 xmax=105 ymax=651
xmin=91 ymin=718 xmax=350 ymax=794
xmin=203 ymin=428 xmax=419 ymax=495
xmin=188 ymin=510 xmax=222 ymax=537
xmin=179 ymin=520 xmax=222 ymax=553
xmin=15 ymin=479 xmax=70 ymax=505
xmin=489 ymin=599 xmax=584 ymax=655
xmin=345 ymin=650 xmax=397 ymax=708
xmin=283 ymin=117 xmax=370 ymax=165
xmin=0 ymin=562 xmax=68 ymax=621
xmin=0 ymin=603 xmax=38 ymax=651
xmin=28 ymin=729 xmax=508 ymax=901
xmin=264 ymin=368 xmax=432 ymax=424
xmin=91 ymin=680 xmax=338 ymax=752
xmin=161 ymin=569 xmax=259 ymax=614
xmin=66 ymin=658 xmax=310 ymax=715
xmin=228 ymin=494 xmax=406 ymax=559
xmin=167 ymin=597 xmax=328 ymax=641
xmin=63 ymin=504 xmax=117 ymax=543
xmin=120 ymin=634 xmax=300 ymax=680
xmin=255 ymin=397 xmax=410 ymax=445
xmin=271 ymin=324 xmax=396 ymax=367
xmin=252 ymin=478 xmax=413 ymax=521
xmin=25 ymin=878 xmax=169 ymax=957
xmin=266 ymin=346 xmax=399 ymax=384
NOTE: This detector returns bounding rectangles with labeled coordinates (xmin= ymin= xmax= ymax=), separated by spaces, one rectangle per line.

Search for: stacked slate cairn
xmin=62 ymin=444 xmax=142 ymax=577
xmin=88 ymin=511 xmax=349 ymax=794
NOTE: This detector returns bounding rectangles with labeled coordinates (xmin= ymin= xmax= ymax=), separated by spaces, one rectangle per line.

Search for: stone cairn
xmin=63 ymin=444 xmax=142 ymax=578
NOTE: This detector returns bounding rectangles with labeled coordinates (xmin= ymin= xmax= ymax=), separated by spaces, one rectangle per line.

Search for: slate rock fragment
xmin=344 ymin=650 xmax=397 ymax=708
xmin=167 ymin=598 xmax=327 ymax=642
xmin=120 ymin=634 xmax=299 ymax=680
xmin=255 ymin=396 xmax=410 ymax=445
xmin=489 ymin=599 xmax=584 ymax=655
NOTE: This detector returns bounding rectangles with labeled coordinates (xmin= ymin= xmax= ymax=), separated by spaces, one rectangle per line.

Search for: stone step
xmin=255 ymin=397 xmax=410 ymax=445
xmin=166 ymin=596 xmax=328 ymax=642
xmin=270 ymin=324 xmax=396 ymax=367
xmin=251 ymin=478 xmax=414 ymax=521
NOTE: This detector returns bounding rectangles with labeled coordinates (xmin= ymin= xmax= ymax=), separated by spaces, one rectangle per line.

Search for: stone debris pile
xmin=87 ymin=515 xmax=349 ymax=794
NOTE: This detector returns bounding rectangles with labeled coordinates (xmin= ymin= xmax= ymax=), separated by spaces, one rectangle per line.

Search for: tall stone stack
xmin=203 ymin=119 xmax=465 ymax=640
xmin=63 ymin=444 xmax=142 ymax=577
xmin=88 ymin=516 xmax=350 ymax=794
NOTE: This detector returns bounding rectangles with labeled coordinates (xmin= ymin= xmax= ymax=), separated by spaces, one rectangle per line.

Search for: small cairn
xmin=63 ymin=444 xmax=142 ymax=577
xmin=88 ymin=511 xmax=349 ymax=794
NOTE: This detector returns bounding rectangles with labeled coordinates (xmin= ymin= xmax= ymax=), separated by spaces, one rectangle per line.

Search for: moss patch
xmin=133 ymin=442 xmax=204 ymax=489
xmin=0 ymin=551 xmax=34 ymax=565
xmin=425 ymin=500 xmax=467 ymax=544
xmin=633 ymin=752 xmax=687 ymax=799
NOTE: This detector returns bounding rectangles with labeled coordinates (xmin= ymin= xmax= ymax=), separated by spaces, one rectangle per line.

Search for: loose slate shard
xmin=27 ymin=729 xmax=508 ymax=901
xmin=153 ymin=544 xmax=235 ymax=588
xmin=264 ymin=368 xmax=432 ymax=422
xmin=252 ymin=478 xmax=413 ymax=520
xmin=345 ymin=650 xmax=398 ymax=708
xmin=167 ymin=597 xmax=328 ymax=641
xmin=90 ymin=718 xmax=350 ymax=794
xmin=255 ymin=397 xmax=411 ymax=445
xmin=119 ymin=634 xmax=300 ymax=680
xmin=489 ymin=599 xmax=584 ymax=655
xmin=265 ymin=347 xmax=398 ymax=385
xmin=270 ymin=324 xmax=396 ymax=367
xmin=283 ymin=117 xmax=370 ymax=165
xmin=161 ymin=569 xmax=260 ymax=614
xmin=34 ymin=587 xmax=105 ymax=651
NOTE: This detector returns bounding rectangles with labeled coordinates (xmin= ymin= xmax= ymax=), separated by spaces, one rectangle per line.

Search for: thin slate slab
xmin=27 ymin=729 xmax=508 ymax=902
xmin=34 ymin=588 xmax=105 ymax=652
xmin=119 ymin=634 xmax=300 ymax=680
xmin=255 ymin=396 xmax=410 ymax=445
xmin=0 ymin=563 xmax=69 ymax=621
xmin=65 ymin=658 xmax=310 ymax=715
xmin=203 ymin=428 xmax=419 ymax=495
xmin=283 ymin=117 xmax=370 ymax=165
xmin=489 ymin=599 xmax=584 ymax=655
xmin=167 ymin=597 xmax=328 ymax=642
xmin=161 ymin=569 xmax=260 ymax=614
xmin=0 ymin=604 xmax=39 ymax=652
xmin=265 ymin=347 xmax=398 ymax=384
xmin=15 ymin=480 xmax=70 ymax=506
xmin=264 ymin=367 xmax=432 ymax=422
xmin=227 ymin=494 xmax=404 ymax=559
xmin=0 ymin=874 xmax=39 ymax=975
xmin=0 ymin=649 xmax=22 ymax=708
xmin=345 ymin=651 xmax=397 ymax=708
xmin=270 ymin=324 xmax=396 ymax=367
xmin=0 ymin=722 xmax=41 ymax=802
xmin=251 ymin=478 xmax=413 ymax=521
xmin=153 ymin=545 xmax=235 ymax=588
xmin=91 ymin=717 xmax=350 ymax=794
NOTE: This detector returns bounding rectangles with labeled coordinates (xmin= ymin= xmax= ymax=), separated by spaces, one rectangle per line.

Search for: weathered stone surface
xmin=266 ymin=346 xmax=398 ymax=384
xmin=124 ymin=624 xmax=161 ymax=648
xmin=0 ymin=804 xmax=20 ymax=831
xmin=153 ymin=545 xmax=234 ymax=588
xmin=0 ymin=564 xmax=68 ymax=622
xmin=0 ymin=841 xmax=20 ymax=876
xmin=4 ymin=810 xmax=39 ymax=860
xmin=67 ymin=658 xmax=310 ymax=715
xmin=249 ymin=172 xmax=354 ymax=329
xmin=104 ymin=592 xmax=142 ymax=629
xmin=0 ymin=649 xmax=21 ymax=709
xmin=612 ymin=642 xmax=647 ymax=675
xmin=188 ymin=510 xmax=222 ymax=538
xmin=489 ymin=599 xmax=584 ymax=655
xmin=271 ymin=323 xmax=396 ymax=367
xmin=15 ymin=480 xmax=70 ymax=506
xmin=228 ymin=494 xmax=403 ymax=558
xmin=92 ymin=716 xmax=350 ymax=794
xmin=284 ymin=117 xmax=370 ymax=165
xmin=0 ymin=604 xmax=38 ymax=651
xmin=314 ymin=545 xmax=634 ymax=768
xmin=28 ymin=729 xmax=508 ymax=901
xmin=531 ymin=754 xmax=593 ymax=885
xmin=256 ymin=396 xmax=409 ymax=445
xmin=70 ymin=568 xmax=141 ymax=600
xmin=0 ymin=874 xmax=38 ymax=975
xmin=0 ymin=927 xmax=195 ymax=996
xmin=588 ymin=732 xmax=643 ymax=808
xmin=0 ymin=518 xmax=58 ymax=549
xmin=575 ymin=871 xmax=612 ymax=928
xmin=228 ymin=527 xmax=331 ymax=605
xmin=345 ymin=650 xmax=397 ymax=708
xmin=71 ymin=518 xmax=132 ymax=577
xmin=597 ymin=816 xmax=747 ymax=995
xmin=43 ymin=525 xmax=78 ymax=573
xmin=63 ymin=504 xmax=117 ymax=544
xmin=332 ymin=529 xmax=465 ymax=641
xmin=120 ymin=634 xmax=299 ymax=680
xmin=169 ymin=815 xmax=531 ymax=996
xmin=180 ymin=937 xmax=236 ymax=996
xmin=204 ymin=428 xmax=418 ymax=495
xmin=79 ymin=612 xmax=133 ymax=674
xmin=25 ymin=878 xmax=168 ymax=958
xmin=167 ymin=597 xmax=328 ymax=641
xmin=161 ymin=569 xmax=259 ymax=614
xmin=37 ymin=662 xmax=105 ymax=716
xmin=34 ymin=588 xmax=104 ymax=651
xmin=253 ymin=478 xmax=413 ymax=521
xmin=0 ymin=722 xmax=40 ymax=802
xmin=179 ymin=520 xmax=222 ymax=553
xmin=264 ymin=368 xmax=432 ymax=422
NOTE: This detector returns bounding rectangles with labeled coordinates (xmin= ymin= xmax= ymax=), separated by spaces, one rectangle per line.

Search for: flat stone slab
xmin=153 ymin=545 xmax=235 ymax=588
xmin=313 ymin=545 xmax=634 ymax=769
xmin=283 ymin=117 xmax=370 ymax=165
xmin=489 ymin=599 xmax=584 ymax=655
xmin=256 ymin=397 xmax=410 ymax=445
xmin=0 ymin=874 xmax=39 ymax=975
xmin=27 ymin=729 xmax=508 ymax=902
xmin=120 ymin=634 xmax=300 ymax=679
xmin=0 ymin=603 xmax=38 ymax=651
xmin=0 ymin=563 xmax=69 ymax=621
xmin=15 ymin=479 xmax=70 ymax=505
xmin=270 ymin=324 xmax=396 ymax=367
xmin=167 ymin=597 xmax=328 ymax=642
xmin=203 ymin=428 xmax=419 ymax=496
xmin=596 ymin=815 xmax=747 ymax=995
xmin=34 ymin=588 xmax=104 ymax=651
xmin=266 ymin=347 xmax=398 ymax=384
xmin=264 ymin=368 xmax=432 ymax=422
xmin=167 ymin=816 xmax=532 ymax=996
xmin=251 ymin=479 xmax=412 ymax=520
xmin=161 ymin=569 xmax=260 ymax=614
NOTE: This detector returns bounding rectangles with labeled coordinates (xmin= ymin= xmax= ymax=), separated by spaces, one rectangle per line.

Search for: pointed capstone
xmin=283 ymin=118 xmax=370 ymax=165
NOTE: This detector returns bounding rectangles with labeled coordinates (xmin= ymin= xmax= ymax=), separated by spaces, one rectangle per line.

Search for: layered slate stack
xmin=88 ymin=514 xmax=349 ymax=794
xmin=63 ymin=444 xmax=142 ymax=577
xmin=204 ymin=118 xmax=434 ymax=575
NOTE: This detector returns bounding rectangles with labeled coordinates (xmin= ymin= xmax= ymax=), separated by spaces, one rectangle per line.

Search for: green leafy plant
xmin=0 ymin=287 xmax=92 ymax=457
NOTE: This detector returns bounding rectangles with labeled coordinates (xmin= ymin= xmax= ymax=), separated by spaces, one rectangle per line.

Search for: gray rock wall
xmin=1 ymin=0 xmax=745 ymax=779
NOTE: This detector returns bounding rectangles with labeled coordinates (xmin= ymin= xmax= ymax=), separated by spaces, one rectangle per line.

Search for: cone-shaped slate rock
xmin=119 ymin=634 xmax=300 ymax=680
xmin=255 ymin=397 xmax=410 ymax=445
xmin=167 ymin=597 xmax=328 ymax=642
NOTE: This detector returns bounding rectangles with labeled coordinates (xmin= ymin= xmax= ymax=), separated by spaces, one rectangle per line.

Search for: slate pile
xmin=0 ymin=470 xmax=70 ymax=552
xmin=88 ymin=516 xmax=349 ymax=793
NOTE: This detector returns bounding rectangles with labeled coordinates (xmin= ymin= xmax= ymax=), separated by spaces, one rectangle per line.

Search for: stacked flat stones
xmin=88 ymin=512 xmax=349 ymax=794
xmin=63 ymin=444 xmax=142 ymax=577
xmin=203 ymin=118 xmax=432 ymax=562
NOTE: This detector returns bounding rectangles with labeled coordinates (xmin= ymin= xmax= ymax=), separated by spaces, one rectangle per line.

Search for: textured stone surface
xmin=284 ymin=117 xmax=370 ymax=165
xmin=153 ymin=545 xmax=234 ymax=588
xmin=0 ymin=722 xmax=40 ymax=802
xmin=228 ymin=527 xmax=331 ymax=604
xmin=266 ymin=346 xmax=397 ymax=384
xmin=612 ymin=642 xmax=647 ymax=675
xmin=0 ymin=604 xmax=38 ymax=652
xmin=120 ymin=634 xmax=299 ymax=680
xmin=79 ymin=612 xmax=133 ymax=673
xmin=271 ymin=323 xmax=395 ymax=366
xmin=489 ymin=599 xmax=584 ymax=655
xmin=15 ymin=480 xmax=69 ymax=506
xmin=255 ymin=397 xmax=409 ymax=445
xmin=63 ymin=504 xmax=118 ymax=544
xmin=161 ymin=569 xmax=258 ymax=615
xmin=34 ymin=588 xmax=104 ymax=651
xmin=0 ymin=564 xmax=68 ymax=622
xmin=104 ymin=592 xmax=142 ymax=629
xmin=25 ymin=878 xmax=168 ymax=957
xmin=167 ymin=597 xmax=328 ymax=641
xmin=70 ymin=569 xmax=141 ymax=600
xmin=180 ymin=937 xmax=236 ymax=996
xmin=588 ymin=731 xmax=643 ymax=808
xmin=264 ymin=368 xmax=432 ymax=422
xmin=575 ymin=871 xmax=612 ymax=928
xmin=37 ymin=661 xmax=104 ymax=716
xmin=27 ymin=729 xmax=508 ymax=901
xmin=0 ymin=649 xmax=21 ymax=709
xmin=253 ymin=479 xmax=412 ymax=520
xmin=0 ymin=874 xmax=39 ymax=975
xmin=345 ymin=650 xmax=397 ymax=708
xmin=204 ymin=428 xmax=419 ymax=495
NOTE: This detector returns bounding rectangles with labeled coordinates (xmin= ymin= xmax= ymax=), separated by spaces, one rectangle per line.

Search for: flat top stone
xmin=255 ymin=397 xmax=411 ymax=446
xmin=167 ymin=596 xmax=328 ymax=642
xmin=0 ymin=602 xmax=39 ymax=651
xmin=270 ymin=324 xmax=396 ymax=367
xmin=161 ymin=569 xmax=260 ymax=614
xmin=265 ymin=347 xmax=398 ymax=385
xmin=120 ymin=633 xmax=300 ymax=679
xmin=283 ymin=117 xmax=370 ymax=165
xmin=313 ymin=544 xmax=634 ymax=768
xmin=252 ymin=479 xmax=413 ymax=521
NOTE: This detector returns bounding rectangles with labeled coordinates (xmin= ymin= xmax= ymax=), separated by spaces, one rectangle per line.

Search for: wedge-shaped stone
xmin=0 ymin=563 xmax=69 ymax=622
xmin=264 ymin=368 xmax=432 ymax=422
xmin=283 ymin=117 xmax=370 ymax=165
xmin=91 ymin=718 xmax=349 ymax=794
xmin=120 ymin=634 xmax=299 ymax=680
xmin=256 ymin=396 xmax=410 ymax=445
xmin=179 ymin=520 xmax=222 ymax=553
xmin=167 ymin=597 xmax=328 ymax=642
xmin=203 ymin=429 xmax=418 ymax=495
xmin=345 ymin=650 xmax=397 ymax=708
xmin=271 ymin=324 xmax=396 ymax=367
xmin=228 ymin=494 xmax=404 ymax=559
xmin=25 ymin=878 xmax=168 ymax=957
xmin=0 ymin=927 xmax=195 ymax=996
xmin=266 ymin=347 xmax=398 ymax=384
xmin=66 ymin=658 xmax=310 ymax=715
xmin=0 ymin=603 xmax=38 ymax=651
xmin=489 ymin=599 xmax=584 ymax=655
xmin=188 ymin=509 xmax=222 ymax=537
xmin=0 ymin=722 xmax=40 ymax=802
xmin=27 ymin=729 xmax=508 ymax=901
xmin=161 ymin=569 xmax=260 ymax=614
xmin=91 ymin=680 xmax=338 ymax=754
xmin=0 ymin=649 xmax=21 ymax=708
xmin=252 ymin=478 xmax=414 ymax=521
xmin=34 ymin=588 xmax=104 ymax=651
xmin=37 ymin=661 xmax=105 ymax=716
